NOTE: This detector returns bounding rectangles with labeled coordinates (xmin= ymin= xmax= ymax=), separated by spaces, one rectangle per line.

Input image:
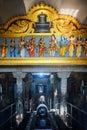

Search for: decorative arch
xmin=0 ymin=2 xmax=87 ymax=66
xmin=0 ymin=2 xmax=87 ymax=37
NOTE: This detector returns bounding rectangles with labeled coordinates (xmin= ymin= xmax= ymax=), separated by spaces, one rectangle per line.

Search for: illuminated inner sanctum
xmin=0 ymin=1 xmax=87 ymax=130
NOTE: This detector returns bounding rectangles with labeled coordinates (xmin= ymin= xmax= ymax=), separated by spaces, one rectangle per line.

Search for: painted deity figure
xmin=48 ymin=34 xmax=58 ymax=57
xmin=39 ymin=36 xmax=45 ymax=57
xmin=18 ymin=37 xmax=26 ymax=57
xmin=10 ymin=38 xmax=16 ymax=57
xmin=59 ymin=36 xmax=67 ymax=56
xmin=27 ymin=37 xmax=36 ymax=57
xmin=84 ymin=39 xmax=87 ymax=57
xmin=76 ymin=37 xmax=83 ymax=57
xmin=1 ymin=38 xmax=8 ymax=58
xmin=68 ymin=35 xmax=76 ymax=57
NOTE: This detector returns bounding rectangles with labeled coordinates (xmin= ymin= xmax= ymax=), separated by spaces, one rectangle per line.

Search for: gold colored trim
xmin=0 ymin=58 xmax=87 ymax=66
xmin=0 ymin=2 xmax=87 ymax=37
xmin=0 ymin=2 xmax=87 ymax=66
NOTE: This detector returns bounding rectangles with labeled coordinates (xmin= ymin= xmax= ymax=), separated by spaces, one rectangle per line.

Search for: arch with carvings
xmin=0 ymin=2 xmax=87 ymax=37
xmin=0 ymin=2 xmax=87 ymax=65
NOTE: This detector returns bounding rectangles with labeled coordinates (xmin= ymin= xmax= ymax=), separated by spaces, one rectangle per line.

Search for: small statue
xmin=84 ymin=39 xmax=87 ymax=57
xmin=59 ymin=36 xmax=67 ymax=57
xmin=76 ymin=37 xmax=83 ymax=57
xmin=10 ymin=38 xmax=16 ymax=57
xmin=1 ymin=38 xmax=8 ymax=58
xmin=47 ymin=34 xmax=58 ymax=57
xmin=38 ymin=36 xmax=45 ymax=57
xmin=26 ymin=37 xmax=36 ymax=57
xmin=18 ymin=37 xmax=26 ymax=57
xmin=68 ymin=35 xmax=76 ymax=57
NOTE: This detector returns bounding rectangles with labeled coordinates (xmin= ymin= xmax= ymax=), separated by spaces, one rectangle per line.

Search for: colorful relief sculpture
xmin=26 ymin=37 xmax=36 ymax=57
xmin=18 ymin=37 xmax=26 ymax=57
xmin=60 ymin=46 xmax=67 ymax=57
xmin=10 ymin=38 xmax=16 ymax=57
xmin=68 ymin=35 xmax=76 ymax=57
xmin=84 ymin=39 xmax=87 ymax=57
xmin=47 ymin=34 xmax=59 ymax=57
xmin=38 ymin=36 xmax=45 ymax=57
xmin=76 ymin=37 xmax=83 ymax=57
xmin=59 ymin=37 xmax=67 ymax=56
xmin=1 ymin=38 xmax=8 ymax=58
xmin=0 ymin=35 xmax=87 ymax=58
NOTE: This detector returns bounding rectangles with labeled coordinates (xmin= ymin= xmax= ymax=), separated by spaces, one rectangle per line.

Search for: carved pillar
xmin=13 ymin=72 xmax=26 ymax=99
xmin=50 ymin=74 xmax=54 ymax=109
xmin=0 ymin=83 xmax=2 ymax=107
xmin=57 ymin=72 xmax=70 ymax=116
xmin=13 ymin=71 xmax=26 ymax=123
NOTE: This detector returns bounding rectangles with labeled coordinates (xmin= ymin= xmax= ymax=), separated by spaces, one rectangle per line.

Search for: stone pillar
xmin=13 ymin=71 xmax=26 ymax=123
xmin=13 ymin=72 xmax=26 ymax=99
xmin=50 ymin=74 xmax=54 ymax=109
xmin=0 ymin=83 xmax=2 ymax=101
xmin=57 ymin=72 xmax=70 ymax=116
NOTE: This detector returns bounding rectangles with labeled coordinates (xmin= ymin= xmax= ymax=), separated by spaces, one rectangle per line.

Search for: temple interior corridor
xmin=0 ymin=66 xmax=87 ymax=130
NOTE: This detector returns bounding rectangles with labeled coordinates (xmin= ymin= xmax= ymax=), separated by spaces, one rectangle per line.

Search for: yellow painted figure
xmin=60 ymin=46 xmax=66 ymax=56
xmin=76 ymin=37 xmax=82 ymax=57
xmin=1 ymin=38 xmax=8 ymax=58
xmin=68 ymin=35 xmax=76 ymax=57
xmin=59 ymin=37 xmax=67 ymax=56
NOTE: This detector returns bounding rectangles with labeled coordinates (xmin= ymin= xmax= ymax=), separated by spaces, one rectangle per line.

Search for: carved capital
xmin=12 ymin=71 xmax=26 ymax=94
xmin=57 ymin=72 xmax=71 ymax=79
xmin=12 ymin=71 xmax=26 ymax=79
xmin=57 ymin=72 xmax=71 ymax=98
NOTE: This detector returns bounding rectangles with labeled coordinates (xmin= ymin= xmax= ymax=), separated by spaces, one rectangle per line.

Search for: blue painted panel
xmin=0 ymin=36 xmax=86 ymax=58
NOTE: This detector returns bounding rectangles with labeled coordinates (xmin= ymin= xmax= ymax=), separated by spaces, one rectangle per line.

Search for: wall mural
xmin=0 ymin=2 xmax=87 ymax=65
xmin=0 ymin=35 xmax=87 ymax=58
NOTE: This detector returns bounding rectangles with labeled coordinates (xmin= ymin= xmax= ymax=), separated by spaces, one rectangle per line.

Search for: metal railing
xmin=53 ymin=102 xmax=87 ymax=129
xmin=66 ymin=102 xmax=87 ymax=129
xmin=0 ymin=102 xmax=16 ymax=129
